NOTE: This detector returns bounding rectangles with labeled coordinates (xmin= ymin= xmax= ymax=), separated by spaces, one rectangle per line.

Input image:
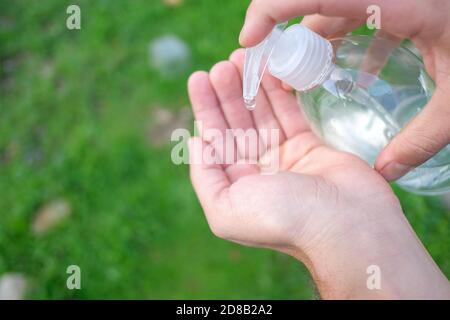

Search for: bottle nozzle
xmin=243 ymin=22 xmax=288 ymax=110
xmin=243 ymin=23 xmax=335 ymax=109
xmin=243 ymin=98 xmax=256 ymax=111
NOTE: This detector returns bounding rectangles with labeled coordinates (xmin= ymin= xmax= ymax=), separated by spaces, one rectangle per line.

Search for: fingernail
xmin=379 ymin=162 xmax=413 ymax=182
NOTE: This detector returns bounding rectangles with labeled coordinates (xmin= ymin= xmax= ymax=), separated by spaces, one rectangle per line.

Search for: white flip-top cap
xmin=243 ymin=23 xmax=334 ymax=108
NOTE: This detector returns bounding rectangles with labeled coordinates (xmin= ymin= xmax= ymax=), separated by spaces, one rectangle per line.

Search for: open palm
xmin=188 ymin=49 xmax=400 ymax=259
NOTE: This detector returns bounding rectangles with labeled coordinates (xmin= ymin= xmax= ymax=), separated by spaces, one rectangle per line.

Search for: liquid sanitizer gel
xmin=243 ymin=23 xmax=450 ymax=195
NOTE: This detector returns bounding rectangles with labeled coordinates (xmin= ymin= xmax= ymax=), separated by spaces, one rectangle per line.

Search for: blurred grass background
xmin=0 ymin=0 xmax=448 ymax=299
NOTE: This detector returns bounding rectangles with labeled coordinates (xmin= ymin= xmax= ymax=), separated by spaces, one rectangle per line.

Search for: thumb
xmin=375 ymin=87 xmax=450 ymax=181
xmin=301 ymin=15 xmax=363 ymax=39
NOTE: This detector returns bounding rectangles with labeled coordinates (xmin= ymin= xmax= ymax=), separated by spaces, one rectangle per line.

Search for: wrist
xmin=290 ymin=203 xmax=450 ymax=299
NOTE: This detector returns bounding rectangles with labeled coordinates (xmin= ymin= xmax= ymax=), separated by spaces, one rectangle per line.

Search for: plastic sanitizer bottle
xmin=243 ymin=23 xmax=450 ymax=195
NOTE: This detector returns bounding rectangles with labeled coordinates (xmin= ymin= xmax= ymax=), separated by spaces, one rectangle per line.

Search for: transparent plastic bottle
xmin=243 ymin=23 xmax=450 ymax=195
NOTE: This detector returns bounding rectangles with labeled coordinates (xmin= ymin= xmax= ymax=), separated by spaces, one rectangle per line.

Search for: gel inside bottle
xmin=243 ymin=23 xmax=450 ymax=195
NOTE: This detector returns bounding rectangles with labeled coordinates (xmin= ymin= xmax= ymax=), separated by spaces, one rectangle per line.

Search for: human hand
xmin=239 ymin=0 xmax=450 ymax=182
xmin=187 ymin=49 xmax=450 ymax=299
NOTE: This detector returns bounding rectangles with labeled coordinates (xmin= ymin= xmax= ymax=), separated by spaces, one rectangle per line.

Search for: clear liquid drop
xmin=244 ymin=98 xmax=256 ymax=111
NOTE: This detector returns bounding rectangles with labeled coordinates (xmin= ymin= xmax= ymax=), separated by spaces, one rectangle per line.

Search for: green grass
xmin=0 ymin=0 xmax=448 ymax=299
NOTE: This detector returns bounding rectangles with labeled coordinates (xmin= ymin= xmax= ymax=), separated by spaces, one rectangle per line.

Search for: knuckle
xmin=397 ymin=131 xmax=441 ymax=158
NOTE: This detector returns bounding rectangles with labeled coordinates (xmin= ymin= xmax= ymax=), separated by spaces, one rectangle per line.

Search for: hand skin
xmin=187 ymin=49 xmax=450 ymax=299
xmin=239 ymin=0 xmax=450 ymax=182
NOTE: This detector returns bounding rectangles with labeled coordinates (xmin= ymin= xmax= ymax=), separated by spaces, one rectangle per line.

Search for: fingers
xmin=209 ymin=60 xmax=257 ymax=159
xmin=239 ymin=0 xmax=372 ymax=47
xmin=209 ymin=61 xmax=254 ymax=131
xmin=188 ymin=71 xmax=228 ymax=140
xmin=188 ymin=58 xmax=262 ymax=182
xmin=188 ymin=71 xmax=237 ymax=166
xmin=227 ymin=49 xmax=282 ymax=178
xmin=261 ymin=73 xmax=309 ymax=138
xmin=375 ymin=87 xmax=450 ymax=181
xmin=239 ymin=0 xmax=429 ymax=48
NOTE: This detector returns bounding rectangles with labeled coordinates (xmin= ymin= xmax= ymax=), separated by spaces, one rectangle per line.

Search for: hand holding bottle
xmin=239 ymin=0 xmax=450 ymax=181
xmin=187 ymin=49 xmax=450 ymax=299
